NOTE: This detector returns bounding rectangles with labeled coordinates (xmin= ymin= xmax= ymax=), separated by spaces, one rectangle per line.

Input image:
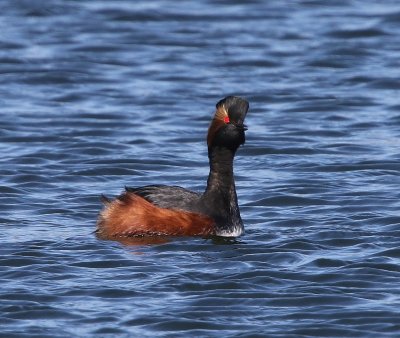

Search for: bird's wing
xmin=125 ymin=185 xmax=201 ymax=211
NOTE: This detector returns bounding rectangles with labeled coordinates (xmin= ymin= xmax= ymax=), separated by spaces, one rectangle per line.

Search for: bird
xmin=96 ymin=96 xmax=249 ymax=239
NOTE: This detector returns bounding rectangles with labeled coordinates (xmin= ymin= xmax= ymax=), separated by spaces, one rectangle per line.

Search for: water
xmin=1 ymin=0 xmax=400 ymax=336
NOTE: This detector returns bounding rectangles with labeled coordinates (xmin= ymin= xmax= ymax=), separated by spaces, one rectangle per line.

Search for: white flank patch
xmin=216 ymin=226 xmax=244 ymax=237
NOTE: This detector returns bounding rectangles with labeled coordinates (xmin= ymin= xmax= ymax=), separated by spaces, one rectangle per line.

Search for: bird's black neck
xmin=202 ymin=145 xmax=243 ymax=236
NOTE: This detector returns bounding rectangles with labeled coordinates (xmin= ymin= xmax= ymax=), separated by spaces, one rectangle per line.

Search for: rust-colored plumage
xmin=97 ymin=192 xmax=216 ymax=238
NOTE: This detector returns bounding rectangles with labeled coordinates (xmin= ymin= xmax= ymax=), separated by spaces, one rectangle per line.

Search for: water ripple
xmin=1 ymin=0 xmax=400 ymax=337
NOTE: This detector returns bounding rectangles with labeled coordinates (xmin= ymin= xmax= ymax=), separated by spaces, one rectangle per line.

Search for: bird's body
xmin=97 ymin=96 xmax=249 ymax=239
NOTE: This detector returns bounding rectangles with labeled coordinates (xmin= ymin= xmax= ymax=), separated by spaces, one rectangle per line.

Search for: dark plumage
xmin=125 ymin=185 xmax=201 ymax=210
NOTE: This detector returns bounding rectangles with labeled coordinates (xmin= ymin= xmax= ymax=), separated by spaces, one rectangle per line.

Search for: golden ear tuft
xmin=213 ymin=104 xmax=228 ymax=122
xmin=207 ymin=105 xmax=229 ymax=147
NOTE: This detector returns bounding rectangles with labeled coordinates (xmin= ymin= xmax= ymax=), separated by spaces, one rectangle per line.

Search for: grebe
xmin=97 ymin=96 xmax=249 ymax=238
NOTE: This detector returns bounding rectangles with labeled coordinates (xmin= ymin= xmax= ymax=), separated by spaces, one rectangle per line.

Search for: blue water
xmin=1 ymin=0 xmax=400 ymax=337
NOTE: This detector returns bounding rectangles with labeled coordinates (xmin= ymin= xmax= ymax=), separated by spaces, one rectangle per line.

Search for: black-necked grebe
xmin=97 ymin=96 xmax=249 ymax=238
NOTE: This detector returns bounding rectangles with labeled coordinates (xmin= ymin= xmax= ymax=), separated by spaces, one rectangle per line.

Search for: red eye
xmin=224 ymin=116 xmax=230 ymax=123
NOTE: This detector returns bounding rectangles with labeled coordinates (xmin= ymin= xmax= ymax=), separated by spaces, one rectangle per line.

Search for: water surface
xmin=1 ymin=1 xmax=400 ymax=337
